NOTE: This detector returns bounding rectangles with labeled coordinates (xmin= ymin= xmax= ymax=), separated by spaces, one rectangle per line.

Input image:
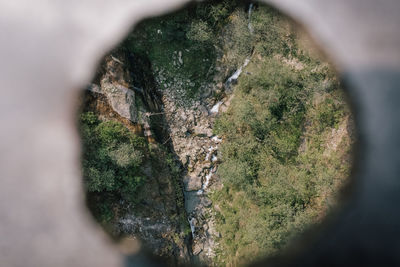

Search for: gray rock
xmin=193 ymin=125 xmax=213 ymax=137
xmin=192 ymin=242 xmax=203 ymax=256
xmin=180 ymin=112 xmax=188 ymax=121
xmin=198 ymin=105 xmax=209 ymax=116
xmin=183 ymin=174 xmax=202 ymax=191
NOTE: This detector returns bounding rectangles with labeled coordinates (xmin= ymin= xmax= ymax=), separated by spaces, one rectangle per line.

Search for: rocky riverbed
xmin=162 ymin=94 xmax=224 ymax=263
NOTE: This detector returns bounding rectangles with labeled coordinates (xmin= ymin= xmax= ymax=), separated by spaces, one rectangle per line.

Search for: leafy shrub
xmin=186 ymin=20 xmax=213 ymax=43
xmin=79 ymin=112 xmax=148 ymax=223
xmin=109 ymin=143 xmax=143 ymax=168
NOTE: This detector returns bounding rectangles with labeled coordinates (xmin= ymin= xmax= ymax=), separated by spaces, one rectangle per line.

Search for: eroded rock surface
xmin=87 ymin=51 xmax=148 ymax=125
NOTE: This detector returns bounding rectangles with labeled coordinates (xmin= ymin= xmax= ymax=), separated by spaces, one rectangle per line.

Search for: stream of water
xmin=248 ymin=3 xmax=254 ymax=33
xmin=224 ymin=3 xmax=254 ymax=89
xmin=184 ymin=3 xmax=255 ymax=260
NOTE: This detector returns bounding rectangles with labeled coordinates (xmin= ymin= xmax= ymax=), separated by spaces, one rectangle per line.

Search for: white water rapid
xmin=224 ymin=3 xmax=254 ymax=90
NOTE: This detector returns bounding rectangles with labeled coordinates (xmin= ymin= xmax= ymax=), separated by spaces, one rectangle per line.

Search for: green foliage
xmin=211 ymin=5 xmax=352 ymax=266
xmin=208 ymin=0 xmax=238 ymax=25
xmin=85 ymin=167 xmax=116 ymax=192
xmin=250 ymin=5 xmax=303 ymax=59
xmin=186 ymin=20 xmax=213 ymax=43
xmin=109 ymin=143 xmax=143 ymax=168
xmin=79 ymin=112 xmax=148 ymax=224
xmin=316 ymin=97 xmax=344 ymax=129
xmin=216 ymin=9 xmax=254 ymax=73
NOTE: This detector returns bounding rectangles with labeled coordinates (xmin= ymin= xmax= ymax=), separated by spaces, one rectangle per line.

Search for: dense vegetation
xmin=80 ymin=111 xmax=148 ymax=226
xmin=211 ymin=5 xmax=353 ymax=266
xmin=80 ymin=109 xmax=190 ymax=242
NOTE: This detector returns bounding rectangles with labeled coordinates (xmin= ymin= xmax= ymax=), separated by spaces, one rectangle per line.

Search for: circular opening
xmin=77 ymin=1 xmax=356 ymax=266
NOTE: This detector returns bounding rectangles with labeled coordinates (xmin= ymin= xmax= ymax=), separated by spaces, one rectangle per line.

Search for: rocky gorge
xmin=83 ymin=33 xmax=247 ymax=265
xmin=79 ymin=1 xmax=354 ymax=266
